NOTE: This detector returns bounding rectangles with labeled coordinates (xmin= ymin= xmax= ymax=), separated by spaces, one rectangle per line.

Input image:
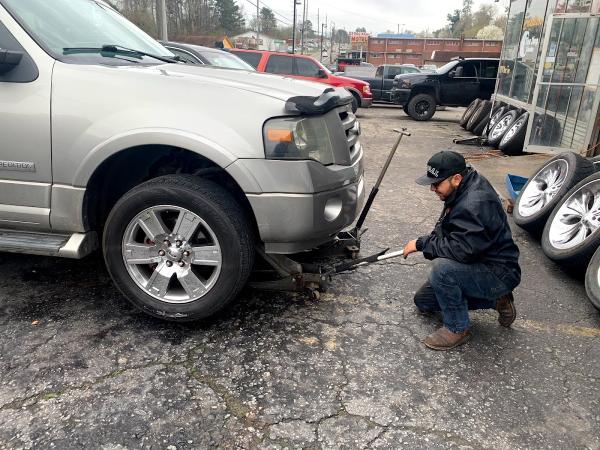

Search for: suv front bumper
xmin=247 ymin=175 xmax=365 ymax=254
xmin=230 ymin=147 xmax=365 ymax=254
xmin=390 ymin=88 xmax=411 ymax=105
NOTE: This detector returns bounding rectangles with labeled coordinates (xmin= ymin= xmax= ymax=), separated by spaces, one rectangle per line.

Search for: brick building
xmin=364 ymin=36 xmax=503 ymax=67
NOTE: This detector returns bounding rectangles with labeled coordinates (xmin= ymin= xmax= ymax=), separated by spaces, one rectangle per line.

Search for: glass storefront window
xmin=512 ymin=0 xmax=551 ymax=102
xmin=498 ymin=0 xmax=527 ymax=96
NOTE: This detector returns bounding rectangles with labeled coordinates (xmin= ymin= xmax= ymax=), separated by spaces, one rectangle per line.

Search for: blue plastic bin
xmin=505 ymin=174 xmax=528 ymax=200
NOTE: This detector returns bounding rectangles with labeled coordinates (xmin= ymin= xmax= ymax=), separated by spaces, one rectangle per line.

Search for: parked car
xmin=350 ymin=64 xmax=421 ymax=103
xmin=230 ymin=49 xmax=372 ymax=113
xmin=390 ymin=57 xmax=499 ymax=121
xmin=161 ymin=41 xmax=255 ymax=70
xmin=0 ymin=0 xmax=365 ymax=321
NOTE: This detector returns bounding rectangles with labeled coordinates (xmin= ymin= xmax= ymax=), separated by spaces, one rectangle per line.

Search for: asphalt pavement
xmin=1 ymin=106 xmax=599 ymax=450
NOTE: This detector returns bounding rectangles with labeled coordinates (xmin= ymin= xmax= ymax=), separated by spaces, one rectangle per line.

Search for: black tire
xmin=498 ymin=112 xmax=529 ymax=156
xmin=541 ymin=172 xmax=600 ymax=269
xmin=402 ymin=104 xmax=409 ymax=115
xmin=487 ymin=110 xmax=520 ymax=147
xmin=103 ymin=175 xmax=255 ymax=322
xmin=585 ymin=246 xmax=600 ymax=310
xmin=513 ymin=152 xmax=594 ymax=234
xmin=350 ymin=93 xmax=359 ymax=113
xmin=459 ymin=99 xmax=481 ymax=128
xmin=407 ymin=93 xmax=436 ymax=121
xmin=466 ymin=100 xmax=492 ymax=132
xmin=472 ymin=115 xmax=491 ymax=136
xmin=591 ymin=154 xmax=600 ymax=172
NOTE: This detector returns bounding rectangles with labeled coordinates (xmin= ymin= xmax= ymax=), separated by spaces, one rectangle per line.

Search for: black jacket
xmin=416 ymin=169 xmax=521 ymax=288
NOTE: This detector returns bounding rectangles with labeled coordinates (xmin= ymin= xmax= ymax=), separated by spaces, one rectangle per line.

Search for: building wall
xmin=364 ymin=37 xmax=502 ymax=66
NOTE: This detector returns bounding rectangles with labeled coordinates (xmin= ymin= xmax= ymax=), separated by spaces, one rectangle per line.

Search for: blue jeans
xmin=414 ymin=258 xmax=514 ymax=333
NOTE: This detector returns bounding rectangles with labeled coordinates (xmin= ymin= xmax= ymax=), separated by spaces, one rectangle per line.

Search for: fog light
xmin=324 ymin=198 xmax=343 ymax=222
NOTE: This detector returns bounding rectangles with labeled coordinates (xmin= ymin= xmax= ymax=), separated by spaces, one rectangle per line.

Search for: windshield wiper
xmin=63 ymin=44 xmax=179 ymax=63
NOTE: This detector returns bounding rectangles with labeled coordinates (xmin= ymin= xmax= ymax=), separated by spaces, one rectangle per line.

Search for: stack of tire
xmin=512 ymin=152 xmax=600 ymax=310
xmin=460 ymin=99 xmax=529 ymax=156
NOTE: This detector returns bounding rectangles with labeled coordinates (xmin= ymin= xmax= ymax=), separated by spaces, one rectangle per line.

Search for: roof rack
xmin=450 ymin=56 xmax=465 ymax=61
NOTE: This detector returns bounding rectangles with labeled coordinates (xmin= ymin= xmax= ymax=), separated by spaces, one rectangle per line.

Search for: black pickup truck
xmin=351 ymin=64 xmax=421 ymax=103
xmin=390 ymin=58 xmax=499 ymax=121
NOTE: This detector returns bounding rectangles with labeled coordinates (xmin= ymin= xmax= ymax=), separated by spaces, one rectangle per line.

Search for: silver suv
xmin=0 ymin=0 xmax=364 ymax=320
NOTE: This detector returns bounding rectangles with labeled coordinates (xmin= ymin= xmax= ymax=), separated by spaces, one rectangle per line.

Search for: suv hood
xmin=143 ymin=63 xmax=334 ymax=102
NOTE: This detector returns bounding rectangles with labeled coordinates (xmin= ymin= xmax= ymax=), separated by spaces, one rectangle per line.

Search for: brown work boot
xmin=423 ymin=327 xmax=472 ymax=351
xmin=496 ymin=292 xmax=516 ymax=327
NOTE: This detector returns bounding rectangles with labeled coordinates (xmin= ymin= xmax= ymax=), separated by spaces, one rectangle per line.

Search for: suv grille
xmin=338 ymin=107 xmax=360 ymax=157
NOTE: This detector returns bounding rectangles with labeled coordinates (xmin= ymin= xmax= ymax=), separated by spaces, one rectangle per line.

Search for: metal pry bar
xmin=331 ymin=249 xmax=405 ymax=274
xmin=354 ymin=128 xmax=411 ymax=232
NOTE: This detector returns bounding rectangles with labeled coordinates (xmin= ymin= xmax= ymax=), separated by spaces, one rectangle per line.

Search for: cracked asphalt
xmin=1 ymin=106 xmax=599 ymax=450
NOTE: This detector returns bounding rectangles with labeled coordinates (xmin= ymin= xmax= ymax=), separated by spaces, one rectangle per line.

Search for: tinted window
xmin=458 ymin=61 xmax=477 ymax=77
xmin=386 ymin=67 xmax=403 ymax=79
xmin=265 ymin=55 xmax=293 ymax=75
xmin=480 ymin=61 xmax=498 ymax=78
xmin=199 ymin=50 xmax=255 ymax=70
xmin=233 ymin=51 xmax=261 ymax=68
xmin=295 ymin=57 xmax=320 ymax=77
xmin=0 ymin=21 xmax=38 ymax=83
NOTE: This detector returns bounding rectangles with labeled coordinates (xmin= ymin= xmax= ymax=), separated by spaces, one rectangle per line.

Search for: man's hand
xmin=403 ymin=239 xmax=418 ymax=259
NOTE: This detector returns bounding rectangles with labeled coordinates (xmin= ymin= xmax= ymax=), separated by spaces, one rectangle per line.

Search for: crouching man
xmin=403 ymin=151 xmax=521 ymax=350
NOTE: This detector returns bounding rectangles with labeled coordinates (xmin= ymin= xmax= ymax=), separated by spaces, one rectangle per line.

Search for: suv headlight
xmin=263 ymin=116 xmax=334 ymax=165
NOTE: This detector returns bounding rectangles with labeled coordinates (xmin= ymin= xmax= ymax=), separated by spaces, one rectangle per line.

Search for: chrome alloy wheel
xmin=489 ymin=108 xmax=505 ymax=128
xmin=122 ymin=205 xmax=222 ymax=303
xmin=549 ymin=179 xmax=600 ymax=250
xmin=489 ymin=114 xmax=514 ymax=140
xmin=518 ymin=159 xmax=569 ymax=218
xmin=500 ymin=114 xmax=527 ymax=146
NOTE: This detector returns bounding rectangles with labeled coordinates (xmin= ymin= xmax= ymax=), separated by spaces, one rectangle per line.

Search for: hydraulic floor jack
xmin=250 ymin=128 xmax=411 ymax=299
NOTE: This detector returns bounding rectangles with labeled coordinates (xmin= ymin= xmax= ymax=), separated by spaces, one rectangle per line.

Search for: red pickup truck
xmin=230 ymin=49 xmax=372 ymax=113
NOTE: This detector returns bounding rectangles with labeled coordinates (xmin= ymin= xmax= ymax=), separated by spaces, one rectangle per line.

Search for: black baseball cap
xmin=415 ymin=150 xmax=467 ymax=186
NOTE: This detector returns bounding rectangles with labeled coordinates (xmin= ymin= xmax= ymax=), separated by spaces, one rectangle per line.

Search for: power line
xmin=244 ymin=0 xmax=292 ymax=26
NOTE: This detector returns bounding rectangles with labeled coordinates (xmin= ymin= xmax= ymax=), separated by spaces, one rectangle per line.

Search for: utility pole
xmin=320 ymin=22 xmax=326 ymax=62
xmin=292 ymin=0 xmax=300 ymax=53
xmin=157 ymin=0 xmax=168 ymax=41
xmin=329 ymin=22 xmax=335 ymax=63
xmin=256 ymin=0 xmax=260 ymax=45
xmin=300 ymin=0 xmax=307 ymax=54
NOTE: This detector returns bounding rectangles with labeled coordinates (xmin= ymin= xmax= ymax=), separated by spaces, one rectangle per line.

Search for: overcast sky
xmin=240 ymin=0 xmax=510 ymax=35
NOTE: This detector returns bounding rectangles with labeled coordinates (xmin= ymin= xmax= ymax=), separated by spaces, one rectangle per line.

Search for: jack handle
xmin=354 ymin=128 xmax=411 ymax=232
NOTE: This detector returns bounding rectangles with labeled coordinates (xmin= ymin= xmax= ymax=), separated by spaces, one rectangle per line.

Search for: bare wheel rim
xmin=489 ymin=109 xmax=505 ymax=128
xmin=489 ymin=114 xmax=514 ymax=140
xmin=500 ymin=115 xmax=526 ymax=146
xmin=518 ymin=159 xmax=569 ymax=218
xmin=415 ymin=100 xmax=431 ymax=116
xmin=549 ymin=179 xmax=600 ymax=250
xmin=122 ymin=205 xmax=222 ymax=304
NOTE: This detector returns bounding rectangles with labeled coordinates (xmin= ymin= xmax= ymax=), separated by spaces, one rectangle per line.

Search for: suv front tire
xmin=103 ymin=175 xmax=255 ymax=321
xmin=407 ymin=93 xmax=436 ymax=121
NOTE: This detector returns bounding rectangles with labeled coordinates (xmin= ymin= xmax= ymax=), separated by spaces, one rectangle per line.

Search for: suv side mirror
xmin=0 ymin=49 xmax=23 ymax=74
xmin=448 ymin=70 xmax=455 ymax=78
xmin=317 ymin=68 xmax=328 ymax=78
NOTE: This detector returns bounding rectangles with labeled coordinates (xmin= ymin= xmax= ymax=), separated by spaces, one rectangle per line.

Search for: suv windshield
xmin=2 ymin=0 xmax=174 ymax=64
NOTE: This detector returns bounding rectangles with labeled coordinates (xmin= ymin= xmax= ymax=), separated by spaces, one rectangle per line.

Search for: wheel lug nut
xmin=183 ymin=251 xmax=190 ymax=257
xmin=163 ymin=240 xmax=171 ymax=246
xmin=158 ymin=250 xmax=165 ymax=256
xmin=176 ymin=240 xmax=183 ymax=247
xmin=178 ymin=261 xmax=186 ymax=267
xmin=165 ymin=261 xmax=173 ymax=267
